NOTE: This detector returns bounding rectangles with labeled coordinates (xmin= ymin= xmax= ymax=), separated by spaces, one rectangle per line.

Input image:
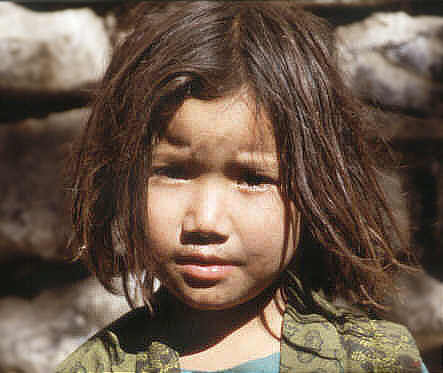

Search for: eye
xmin=151 ymin=164 xmax=193 ymax=181
xmin=236 ymin=170 xmax=277 ymax=191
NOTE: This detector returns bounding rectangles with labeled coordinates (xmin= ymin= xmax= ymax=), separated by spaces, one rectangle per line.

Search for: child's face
xmin=147 ymin=92 xmax=299 ymax=310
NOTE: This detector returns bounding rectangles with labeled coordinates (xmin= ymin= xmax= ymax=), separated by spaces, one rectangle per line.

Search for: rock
xmin=0 ymin=257 xmax=89 ymax=299
xmin=298 ymin=0 xmax=421 ymax=4
xmin=372 ymin=111 xmax=443 ymax=141
xmin=377 ymin=168 xmax=411 ymax=247
xmin=408 ymin=157 xmax=443 ymax=281
xmin=0 ymin=277 xmax=131 ymax=373
xmin=388 ymin=272 xmax=443 ymax=346
xmin=0 ymin=3 xmax=111 ymax=93
xmin=0 ymin=109 xmax=88 ymax=261
xmin=336 ymin=12 xmax=443 ymax=116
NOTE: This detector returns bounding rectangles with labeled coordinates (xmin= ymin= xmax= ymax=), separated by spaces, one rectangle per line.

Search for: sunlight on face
xmin=147 ymin=92 xmax=300 ymax=310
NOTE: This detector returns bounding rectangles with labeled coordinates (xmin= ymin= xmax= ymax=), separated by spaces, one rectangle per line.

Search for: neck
xmin=156 ymin=286 xmax=285 ymax=356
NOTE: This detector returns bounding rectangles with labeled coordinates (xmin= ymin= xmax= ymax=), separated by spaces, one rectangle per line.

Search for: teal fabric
xmin=181 ymin=352 xmax=280 ymax=373
xmin=181 ymin=353 xmax=429 ymax=373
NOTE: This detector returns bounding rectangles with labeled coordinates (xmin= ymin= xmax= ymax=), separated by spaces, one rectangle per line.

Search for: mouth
xmin=175 ymin=254 xmax=236 ymax=266
xmin=175 ymin=254 xmax=238 ymax=284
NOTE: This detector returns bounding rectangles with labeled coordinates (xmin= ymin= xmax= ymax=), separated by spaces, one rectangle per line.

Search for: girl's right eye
xmin=151 ymin=165 xmax=192 ymax=181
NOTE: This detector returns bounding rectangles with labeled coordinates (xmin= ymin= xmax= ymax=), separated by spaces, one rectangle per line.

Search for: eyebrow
xmin=152 ymin=144 xmax=278 ymax=172
xmin=152 ymin=142 xmax=191 ymax=159
xmin=236 ymin=152 xmax=279 ymax=170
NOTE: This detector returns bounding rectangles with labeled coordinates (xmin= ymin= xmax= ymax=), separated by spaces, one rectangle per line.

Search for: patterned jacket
xmin=56 ymin=290 xmax=422 ymax=373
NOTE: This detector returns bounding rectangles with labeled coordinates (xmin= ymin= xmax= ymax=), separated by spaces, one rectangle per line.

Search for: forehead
xmin=161 ymin=93 xmax=275 ymax=155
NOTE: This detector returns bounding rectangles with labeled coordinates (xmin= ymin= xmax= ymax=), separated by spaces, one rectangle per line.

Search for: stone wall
xmin=1 ymin=2 xmax=442 ymax=372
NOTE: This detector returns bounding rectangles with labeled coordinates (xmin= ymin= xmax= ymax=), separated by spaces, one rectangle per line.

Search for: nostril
xmin=180 ymin=230 xmax=228 ymax=245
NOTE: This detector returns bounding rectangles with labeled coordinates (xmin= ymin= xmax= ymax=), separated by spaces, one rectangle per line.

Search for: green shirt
xmin=56 ymin=294 xmax=424 ymax=373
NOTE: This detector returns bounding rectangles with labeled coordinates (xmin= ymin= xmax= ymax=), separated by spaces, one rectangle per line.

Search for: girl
xmin=57 ymin=2 xmax=428 ymax=372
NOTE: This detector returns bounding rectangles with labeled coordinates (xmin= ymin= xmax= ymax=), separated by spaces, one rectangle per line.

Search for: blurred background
xmin=0 ymin=1 xmax=442 ymax=372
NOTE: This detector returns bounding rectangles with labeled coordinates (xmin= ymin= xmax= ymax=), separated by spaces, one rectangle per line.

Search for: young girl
xmin=57 ymin=2 xmax=428 ymax=372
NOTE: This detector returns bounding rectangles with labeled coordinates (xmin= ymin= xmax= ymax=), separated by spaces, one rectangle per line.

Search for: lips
xmin=175 ymin=254 xmax=238 ymax=284
xmin=175 ymin=254 xmax=235 ymax=266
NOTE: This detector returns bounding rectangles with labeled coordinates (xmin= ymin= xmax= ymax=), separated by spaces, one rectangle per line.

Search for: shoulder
xmin=283 ymin=300 xmax=423 ymax=373
xmin=339 ymin=317 xmax=423 ymax=372
xmin=55 ymin=330 xmax=129 ymax=372
xmin=55 ymin=306 xmax=151 ymax=372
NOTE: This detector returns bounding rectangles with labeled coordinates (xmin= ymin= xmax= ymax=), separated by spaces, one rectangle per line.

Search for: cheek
xmin=146 ymin=185 xmax=186 ymax=251
xmin=237 ymin=193 xmax=293 ymax=261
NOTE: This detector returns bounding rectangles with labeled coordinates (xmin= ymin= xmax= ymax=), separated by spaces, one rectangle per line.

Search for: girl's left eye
xmin=236 ymin=171 xmax=276 ymax=191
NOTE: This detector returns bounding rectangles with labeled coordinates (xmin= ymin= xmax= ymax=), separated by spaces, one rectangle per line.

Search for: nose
xmin=181 ymin=176 xmax=229 ymax=245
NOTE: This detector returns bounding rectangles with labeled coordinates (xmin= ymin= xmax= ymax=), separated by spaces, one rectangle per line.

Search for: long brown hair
xmin=69 ymin=2 xmax=418 ymax=313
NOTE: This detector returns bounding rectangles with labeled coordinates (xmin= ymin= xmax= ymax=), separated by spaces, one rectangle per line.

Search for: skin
xmin=146 ymin=92 xmax=300 ymax=369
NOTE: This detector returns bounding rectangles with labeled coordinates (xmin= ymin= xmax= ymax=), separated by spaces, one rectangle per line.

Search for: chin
xmin=180 ymin=294 xmax=241 ymax=311
xmin=177 ymin=286 xmax=268 ymax=313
